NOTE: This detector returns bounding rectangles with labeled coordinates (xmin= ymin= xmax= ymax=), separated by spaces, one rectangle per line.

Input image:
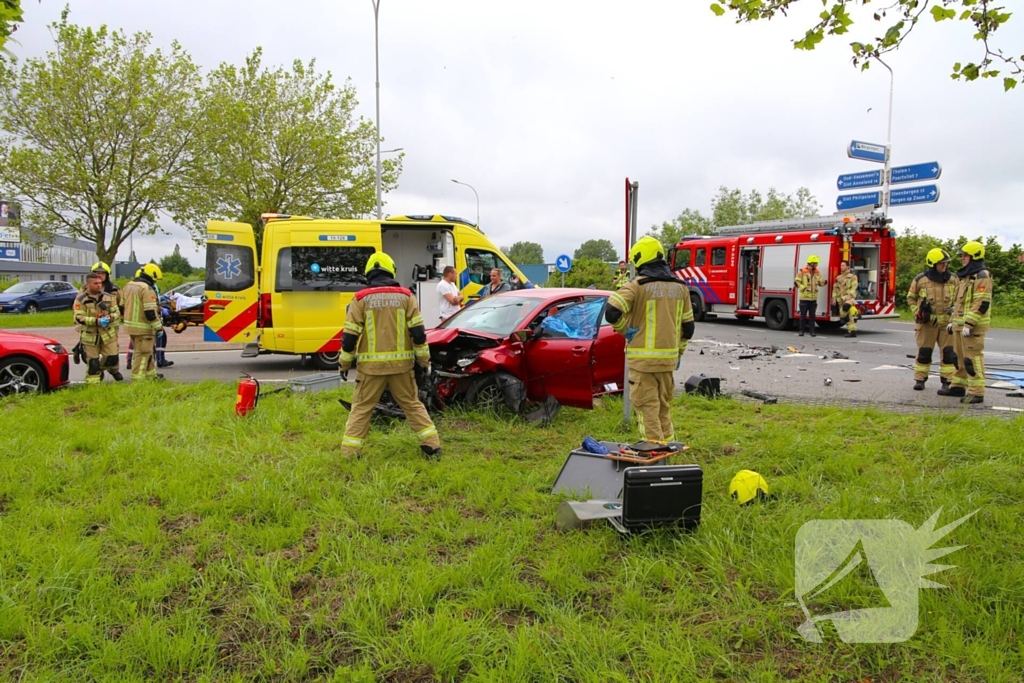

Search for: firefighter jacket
xmin=121 ymin=277 xmax=162 ymax=334
xmin=906 ymin=268 xmax=958 ymax=326
xmin=613 ymin=270 xmax=631 ymax=289
xmin=832 ymin=271 xmax=859 ymax=305
xmin=951 ymin=260 xmax=992 ymax=329
xmin=795 ymin=267 xmax=826 ymax=301
xmin=606 ymin=260 xmax=694 ymax=373
xmin=74 ymin=291 xmax=121 ymax=343
xmin=340 ymin=271 xmax=430 ymax=375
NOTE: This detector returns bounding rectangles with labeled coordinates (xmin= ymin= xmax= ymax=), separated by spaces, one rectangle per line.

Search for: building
xmin=0 ymin=231 xmax=98 ymax=285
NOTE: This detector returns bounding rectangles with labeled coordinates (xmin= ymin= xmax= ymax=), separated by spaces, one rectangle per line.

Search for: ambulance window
xmin=206 ymin=244 xmax=256 ymax=292
xmin=291 ymin=246 xmax=374 ymax=292
xmin=711 ymin=247 xmax=726 ymax=266
xmin=465 ymin=249 xmax=512 ymax=285
xmin=676 ymin=250 xmax=691 ymax=269
xmin=695 ymin=248 xmax=706 ymax=267
xmin=275 ymin=248 xmax=293 ymax=291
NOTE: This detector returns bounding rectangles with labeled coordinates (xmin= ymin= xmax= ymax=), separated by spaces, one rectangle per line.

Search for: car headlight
xmin=456 ymin=357 xmax=477 ymax=368
xmin=7 ymin=299 xmax=22 ymax=305
xmin=44 ymin=343 xmax=66 ymax=354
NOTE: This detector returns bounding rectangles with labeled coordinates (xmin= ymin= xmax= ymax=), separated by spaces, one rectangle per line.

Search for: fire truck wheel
xmin=313 ymin=351 xmax=340 ymax=370
xmin=763 ymin=299 xmax=791 ymax=331
xmin=690 ymin=293 xmax=705 ymax=322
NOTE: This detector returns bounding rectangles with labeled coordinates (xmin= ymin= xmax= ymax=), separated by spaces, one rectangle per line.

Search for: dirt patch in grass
xmin=161 ymin=513 xmax=201 ymax=534
xmin=384 ymin=665 xmax=436 ymax=683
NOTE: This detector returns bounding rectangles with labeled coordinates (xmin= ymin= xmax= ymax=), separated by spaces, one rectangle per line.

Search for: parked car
xmin=0 ymin=280 xmax=79 ymax=313
xmin=0 ymin=330 xmax=70 ymax=396
xmin=164 ymin=281 xmax=205 ymax=299
xmin=424 ymin=288 xmax=626 ymax=411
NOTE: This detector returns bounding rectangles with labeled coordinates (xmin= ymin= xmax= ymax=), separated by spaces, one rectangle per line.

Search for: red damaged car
xmin=423 ymin=288 xmax=625 ymax=412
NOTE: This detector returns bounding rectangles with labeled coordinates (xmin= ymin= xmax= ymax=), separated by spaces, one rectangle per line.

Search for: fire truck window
xmin=676 ymin=250 xmax=691 ymax=268
xmin=695 ymin=248 xmax=706 ymax=267
xmin=711 ymin=247 xmax=726 ymax=266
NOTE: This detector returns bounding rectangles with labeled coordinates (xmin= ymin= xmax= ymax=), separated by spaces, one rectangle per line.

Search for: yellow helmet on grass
xmin=729 ymin=470 xmax=769 ymax=505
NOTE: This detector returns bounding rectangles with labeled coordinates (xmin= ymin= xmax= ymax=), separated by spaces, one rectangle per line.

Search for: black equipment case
xmin=608 ymin=464 xmax=703 ymax=534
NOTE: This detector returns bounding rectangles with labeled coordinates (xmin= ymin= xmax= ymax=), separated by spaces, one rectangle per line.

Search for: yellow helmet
xmin=729 ymin=470 xmax=769 ymax=505
xmin=364 ymin=251 xmax=396 ymax=276
xmin=91 ymin=261 xmax=111 ymax=274
xmin=925 ymin=248 xmax=951 ymax=267
xmin=629 ymin=236 xmax=665 ymax=268
xmin=142 ymin=263 xmax=163 ymax=281
xmin=958 ymin=240 xmax=985 ymax=260
xmin=806 ymin=254 xmax=820 ymax=264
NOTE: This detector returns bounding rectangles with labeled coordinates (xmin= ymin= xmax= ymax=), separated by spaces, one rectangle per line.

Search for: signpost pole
xmin=623 ymin=180 xmax=639 ymax=426
xmin=878 ymin=57 xmax=894 ymax=217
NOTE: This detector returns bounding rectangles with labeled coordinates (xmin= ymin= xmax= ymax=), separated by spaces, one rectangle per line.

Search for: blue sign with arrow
xmin=890 ymin=184 xmax=940 ymax=207
xmin=836 ymin=191 xmax=882 ymax=211
xmin=837 ymin=170 xmax=882 ymax=190
xmin=848 ymin=140 xmax=888 ymax=163
xmin=890 ymin=161 xmax=941 ymax=186
xmin=555 ymin=254 xmax=573 ymax=273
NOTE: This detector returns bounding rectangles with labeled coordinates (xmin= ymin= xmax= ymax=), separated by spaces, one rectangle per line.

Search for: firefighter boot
xmin=961 ymin=395 xmax=984 ymax=405
xmin=845 ymin=330 xmax=857 ymax=338
xmin=938 ymin=385 xmax=966 ymax=397
xmin=913 ymin=379 xmax=926 ymax=391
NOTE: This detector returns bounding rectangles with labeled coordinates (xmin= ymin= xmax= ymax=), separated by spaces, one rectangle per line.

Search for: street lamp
xmin=450 ymin=179 xmax=480 ymax=227
xmin=372 ymin=0 xmax=383 ymax=219
xmin=876 ymin=56 xmax=895 ymax=216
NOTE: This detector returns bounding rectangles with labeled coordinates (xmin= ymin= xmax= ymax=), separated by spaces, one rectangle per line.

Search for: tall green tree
xmin=185 ymin=48 xmax=399 ymax=244
xmin=573 ymin=239 xmax=618 ymax=262
xmin=158 ymin=244 xmax=193 ymax=277
xmin=502 ymin=241 xmax=545 ymax=265
xmin=646 ymin=209 xmax=715 ymax=253
xmin=0 ymin=0 xmax=28 ymax=56
xmin=711 ymin=1 xmax=1021 ymax=91
xmin=544 ymin=257 xmax=614 ymax=290
xmin=0 ymin=15 xmax=205 ymax=263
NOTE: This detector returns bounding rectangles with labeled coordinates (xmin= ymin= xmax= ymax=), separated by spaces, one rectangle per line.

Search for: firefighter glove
xmin=962 ymin=325 xmax=972 ymax=338
xmin=946 ymin=323 xmax=954 ymax=335
xmin=339 ymin=367 xmax=349 ymax=381
xmin=624 ymin=327 xmax=639 ymax=342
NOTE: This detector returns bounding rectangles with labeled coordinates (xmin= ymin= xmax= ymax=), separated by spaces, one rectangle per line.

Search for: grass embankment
xmin=0 ymin=310 xmax=74 ymax=329
xmin=896 ymin=309 xmax=1024 ymax=330
xmin=1 ymin=384 xmax=1022 ymax=681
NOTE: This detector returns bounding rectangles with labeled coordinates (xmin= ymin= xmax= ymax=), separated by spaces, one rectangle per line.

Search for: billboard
xmin=0 ymin=200 xmax=21 ymax=243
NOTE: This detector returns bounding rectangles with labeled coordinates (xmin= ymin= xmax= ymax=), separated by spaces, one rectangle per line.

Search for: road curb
xmin=165 ymin=344 xmax=244 ymax=352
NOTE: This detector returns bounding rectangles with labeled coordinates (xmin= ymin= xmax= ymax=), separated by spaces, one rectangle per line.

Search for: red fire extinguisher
xmin=236 ymin=374 xmax=260 ymax=417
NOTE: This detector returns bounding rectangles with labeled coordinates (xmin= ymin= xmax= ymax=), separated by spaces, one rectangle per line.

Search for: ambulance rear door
xmin=204 ymin=221 xmax=260 ymax=344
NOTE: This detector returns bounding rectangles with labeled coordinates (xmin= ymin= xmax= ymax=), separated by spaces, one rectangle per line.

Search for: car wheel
xmin=313 ymin=351 xmax=340 ymax=370
xmin=690 ymin=293 xmax=705 ymax=322
xmin=0 ymin=358 xmax=47 ymax=396
xmin=25 ymin=303 xmax=39 ymax=314
xmin=465 ymin=373 xmax=510 ymax=411
xmin=764 ymin=299 xmax=791 ymax=331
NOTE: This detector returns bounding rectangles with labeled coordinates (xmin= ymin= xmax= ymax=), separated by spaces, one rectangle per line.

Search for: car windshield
xmin=439 ymin=295 xmax=544 ymax=336
xmin=4 ymin=283 xmax=39 ymax=294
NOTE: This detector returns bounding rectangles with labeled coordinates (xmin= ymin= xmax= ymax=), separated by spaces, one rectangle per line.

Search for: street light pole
xmin=877 ymin=56 xmax=894 ymax=217
xmin=450 ymin=179 xmax=480 ymax=227
xmin=372 ymin=0 xmax=383 ymax=219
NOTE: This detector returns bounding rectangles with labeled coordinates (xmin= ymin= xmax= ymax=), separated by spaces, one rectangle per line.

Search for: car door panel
xmin=521 ymin=298 xmax=602 ymax=409
xmin=591 ymin=323 xmax=626 ymax=393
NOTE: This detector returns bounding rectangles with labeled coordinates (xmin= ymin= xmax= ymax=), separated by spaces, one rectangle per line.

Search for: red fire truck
xmin=670 ymin=212 xmax=898 ymax=330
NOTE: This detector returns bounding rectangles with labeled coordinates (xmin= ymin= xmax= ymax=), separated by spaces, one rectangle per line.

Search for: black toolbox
xmin=608 ymin=464 xmax=703 ymax=534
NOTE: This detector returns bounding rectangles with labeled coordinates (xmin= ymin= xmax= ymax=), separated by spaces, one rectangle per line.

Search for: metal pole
xmin=450 ymin=179 xmax=480 ymax=226
xmin=622 ymin=180 xmax=639 ymax=425
xmin=878 ymin=57 xmax=894 ymax=217
xmin=372 ymin=0 xmax=382 ymax=219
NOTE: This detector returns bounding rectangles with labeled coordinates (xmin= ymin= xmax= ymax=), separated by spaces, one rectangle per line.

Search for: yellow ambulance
xmin=204 ymin=214 xmax=532 ymax=368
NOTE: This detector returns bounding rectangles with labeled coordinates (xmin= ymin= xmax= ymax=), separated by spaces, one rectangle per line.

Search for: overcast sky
xmin=12 ymin=1 xmax=1024 ymax=266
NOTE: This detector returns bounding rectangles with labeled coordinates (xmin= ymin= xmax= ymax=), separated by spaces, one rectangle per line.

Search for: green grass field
xmin=0 ymin=310 xmax=74 ymax=329
xmin=1 ymin=383 xmax=1022 ymax=681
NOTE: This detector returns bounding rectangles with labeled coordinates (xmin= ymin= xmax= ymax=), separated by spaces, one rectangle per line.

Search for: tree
xmin=502 ymin=241 xmax=545 ymax=265
xmin=544 ymin=257 xmax=614 ymax=290
xmin=711 ymin=1 xmax=1021 ymax=92
xmin=647 ymin=208 xmax=715 ymax=253
xmin=184 ymin=48 xmax=399 ymax=245
xmin=159 ymin=244 xmax=193 ymax=277
xmin=0 ymin=0 xmax=28 ymax=56
xmin=0 ymin=15 xmax=204 ymax=264
xmin=574 ymin=239 xmax=618 ymax=262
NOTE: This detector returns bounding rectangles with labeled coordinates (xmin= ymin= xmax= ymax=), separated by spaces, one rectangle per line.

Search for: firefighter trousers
xmin=838 ymin=303 xmax=857 ymax=332
xmin=129 ymin=334 xmax=157 ymax=380
xmin=913 ymin=322 xmax=956 ymax=383
xmin=342 ymin=370 xmax=440 ymax=457
xmin=951 ymin=326 xmax=986 ymax=397
xmin=628 ymin=368 xmax=675 ymax=443
xmin=82 ymin=336 xmax=119 ymax=384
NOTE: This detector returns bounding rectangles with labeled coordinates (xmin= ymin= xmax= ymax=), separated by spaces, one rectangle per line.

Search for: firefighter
xmin=907 ymin=248 xmax=959 ymax=392
xmin=605 ymin=236 xmax=694 ymax=444
xmin=613 ymin=260 xmax=630 ymax=289
xmin=85 ymin=261 xmax=123 ymax=312
xmin=339 ymin=252 xmax=441 ymax=459
xmin=795 ymin=255 xmax=826 ymax=337
xmin=940 ymin=241 xmax=992 ymax=404
xmin=832 ymin=260 xmax=859 ymax=338
xmin=73 ymin=272 xmax=123 ymax=383
xmin=121 ymin=263 xmax=165 ymax=381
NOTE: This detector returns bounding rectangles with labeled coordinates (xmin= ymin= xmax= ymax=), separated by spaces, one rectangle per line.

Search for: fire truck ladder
xmin=714 ymin=212 xmax=888 ymax=236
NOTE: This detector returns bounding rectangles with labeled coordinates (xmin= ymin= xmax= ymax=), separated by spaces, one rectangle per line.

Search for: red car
xmin=425 ymin=288 xmax=625 ymax=411
xmin=0 ymin=330 xmax=70 ymax=396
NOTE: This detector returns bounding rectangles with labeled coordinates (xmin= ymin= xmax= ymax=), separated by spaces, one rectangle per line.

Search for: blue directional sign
xmin=836 ymin=191 xmax=882 ymax=211
xmin=890 ymin=161 xmax=941 ymax=186
xmin=848 ymin=140 xmax=888 ymax=163
xmin=890 ymin=184 xmax=940 ymax=207
xmin=555 ymin=254 xmax=573 ymax=273
xmin=0 ymin=246 xmax=19 ymax=261
xmin=837 ymin=170 xmax=883 ymax=190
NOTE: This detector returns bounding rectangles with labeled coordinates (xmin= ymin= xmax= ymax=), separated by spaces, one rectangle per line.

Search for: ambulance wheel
xmin=313 ymin=351 xmax=340 ymax=370
xmin=764 ymin=300 xmax=791 ymax=331
xmin=690 ymin=293 xmax=705 ymax=322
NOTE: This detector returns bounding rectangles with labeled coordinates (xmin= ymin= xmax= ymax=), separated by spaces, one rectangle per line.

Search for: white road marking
xmin=871 ymin=365 xmax=912 ymax=371
xmin=783 ymin=353 xmax=818 ymax=358
xmin=992 ymin=406 xmax=1024 ymax=413
xmin=859 ymin=341 xmax=903 ymax=347
xmin=883 ymin=328 xmax=914 ymax=334
xmin=824 ymin=359 xmax=859 ymax=364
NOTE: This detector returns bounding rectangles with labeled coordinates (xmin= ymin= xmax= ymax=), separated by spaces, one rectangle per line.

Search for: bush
xmin=544 ymin=257 xmax=615 ymax=290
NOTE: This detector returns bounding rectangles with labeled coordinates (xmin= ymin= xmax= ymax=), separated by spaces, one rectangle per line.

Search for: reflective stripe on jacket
xmin=73 ymin=291 xmax=121 ymax=342
xmin=795 ymin=267 xmax=825 ymax=301
xmin=121 ymin=280 xmax=161 ymax=333
xmin=607 ymin=278 xmax=693 ymax=373
xmin=952 ymin=270 xmax=992 ymax=329
xmin=341 ymin=287 xmax=428 ymax=375
xmin=907 ymin=271 xmax=958 ymax=325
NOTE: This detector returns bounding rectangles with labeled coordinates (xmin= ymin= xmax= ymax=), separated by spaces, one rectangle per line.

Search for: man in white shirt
xmin=436 ymin=265 xmax=463 ymax=322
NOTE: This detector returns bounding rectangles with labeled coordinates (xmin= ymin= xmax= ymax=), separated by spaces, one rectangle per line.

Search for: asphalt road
xmin=64 ymin=317 xmax=1024 ymax=414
